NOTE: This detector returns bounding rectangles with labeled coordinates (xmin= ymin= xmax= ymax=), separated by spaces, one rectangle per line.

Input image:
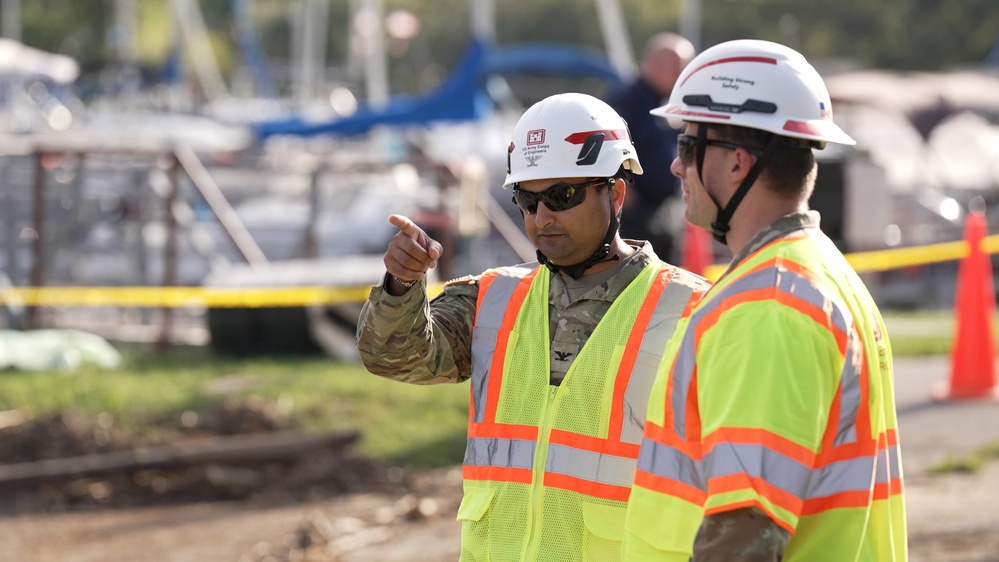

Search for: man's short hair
xmin=710 ymin=124 xmax=818 ymax=200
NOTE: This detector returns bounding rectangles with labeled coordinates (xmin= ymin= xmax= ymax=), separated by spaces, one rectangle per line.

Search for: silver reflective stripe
xmin=464 ymin=436 xmax=536 ymax=470
xmin=874 ymin=444 xmax=903 ymax=484
xmin=671 ymin=266 xmax=851 ymax=440
xmin=835 ymin=330 xmax=863 ymax=446
xmin=546 ymin=443 xmax=636 ymax=488
xmin=620 ymin=276 xmax=696 ymax=444
xmin=669 ymin=331 xmax=698 ymax=441
xmin=471 ymin=267 xmax=535 ymax=423
xmin=642 ymin=437 xmax=896 ymax=502
xmin=807 ymin=444 xmax=902 ymax=499
xmin=707 ymin=442 xmax=813 ymax=498
xmin=637 ymin=437 xmax=706 ymax=491
xmin=805 ymin=455 xmax=875 ymax=499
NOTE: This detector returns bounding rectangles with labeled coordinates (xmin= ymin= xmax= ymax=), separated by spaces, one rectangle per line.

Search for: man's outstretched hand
xmin=383 ymin=214 xmax=443 ymax=295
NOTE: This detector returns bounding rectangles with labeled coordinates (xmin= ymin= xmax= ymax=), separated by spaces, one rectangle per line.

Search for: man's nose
xmin=670 ymin=156 xmax=684 ymax=179
xmin=533 ymin=202 xmax=557 ymax=226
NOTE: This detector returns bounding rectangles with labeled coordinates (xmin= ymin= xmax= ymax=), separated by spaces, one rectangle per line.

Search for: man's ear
xmin=730 ymin=148 xmax=758 ymax=185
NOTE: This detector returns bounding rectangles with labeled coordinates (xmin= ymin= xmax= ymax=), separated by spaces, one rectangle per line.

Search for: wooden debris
xmin=0 ymin=428 xmax=359 ymax=485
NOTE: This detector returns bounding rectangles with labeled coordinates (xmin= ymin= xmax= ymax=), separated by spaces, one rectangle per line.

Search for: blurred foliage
xmin=7 ymin=0 xmax=999 ymax=97
xmin=695 ymin=0 xmax=999 ymax=71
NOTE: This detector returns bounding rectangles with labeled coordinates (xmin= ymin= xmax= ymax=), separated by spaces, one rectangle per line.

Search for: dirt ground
xmin=3 ymin=462 xmax=999 ymax=562
xmin=0 ymin=420 xmax=999 ymax=562
xmin=2 ymin=390 xmax=999 ymax=562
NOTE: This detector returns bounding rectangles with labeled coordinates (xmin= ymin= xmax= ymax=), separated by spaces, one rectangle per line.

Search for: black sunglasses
xmin=511 ymin=178 xmax=611 ymax=215
xmin=677 ymin=134 xmax=762 ymax=164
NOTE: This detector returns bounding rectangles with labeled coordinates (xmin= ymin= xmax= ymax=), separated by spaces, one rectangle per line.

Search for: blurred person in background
xmin=623 ymin=40 xmax=908 ymax=561
xmin=356 ymin=92 xmax=710 ymax=561
xmin=605 ymin=32 xmax=696 ymax=263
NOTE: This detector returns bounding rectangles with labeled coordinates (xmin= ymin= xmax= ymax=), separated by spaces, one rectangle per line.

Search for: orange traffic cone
xmin=681 ymin=220 xmax=713 ymax=277
xmin=935 ymin=209 xmax=999 ymax=401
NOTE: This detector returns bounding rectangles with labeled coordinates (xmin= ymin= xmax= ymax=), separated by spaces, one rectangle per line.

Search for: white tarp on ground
xmin=0 ymin=330 xmax=122 ymax=372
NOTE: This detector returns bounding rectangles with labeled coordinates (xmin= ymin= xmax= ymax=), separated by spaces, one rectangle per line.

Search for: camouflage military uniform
xmin=694 ymin=508 xmax=790 ymax=561
xmin=356 ymin=242 xmax=670 ymax=386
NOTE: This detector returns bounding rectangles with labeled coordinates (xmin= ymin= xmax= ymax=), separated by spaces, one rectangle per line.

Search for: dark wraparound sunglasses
xmin=511 ymin=177 xmax=611 ymax=215
xmin=677 ymin=134 xmax=762 ymax=164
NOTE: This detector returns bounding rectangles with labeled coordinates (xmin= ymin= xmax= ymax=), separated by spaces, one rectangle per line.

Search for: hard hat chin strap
xmin=537 ymin=186 xmax=620 ymax=280
xmin=695 ymin=127 xmax=781 ymax=246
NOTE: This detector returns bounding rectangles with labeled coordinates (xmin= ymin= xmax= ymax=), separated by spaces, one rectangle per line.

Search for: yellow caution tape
xmin=702 ymin=233 xmax=999 ymax=281
xmin=845 ymin=240 xmax=967 ymax=273
xmin=0 ymin=283 xmax=445 ymax=308
xmin=4 ymin=233 xmax=999 ymax=307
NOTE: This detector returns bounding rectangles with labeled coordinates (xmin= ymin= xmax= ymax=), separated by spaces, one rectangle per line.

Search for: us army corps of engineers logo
xmin=522 ymin=128 xmax=548 ymax=168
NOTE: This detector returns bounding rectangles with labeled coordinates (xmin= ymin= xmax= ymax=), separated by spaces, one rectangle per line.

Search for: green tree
xmin=6 ymin=0 xmax=999 ymax=97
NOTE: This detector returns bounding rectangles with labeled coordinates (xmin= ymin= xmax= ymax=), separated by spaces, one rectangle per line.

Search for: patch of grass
xmin=233 ymin=358 xmax=470 ymax=467
xmin=0 ymin=308 xmax=987 ymax=472
xmin=0 ymin=351 xmax=470 ymax=468
xmin=926 ymin=456 xmax=984 ymax=474
xmin=881 ymin=309 xmax=995 ymax=357
xmin=926 ymin=440 xmax=999 ymax=474
xmin=888 ymin=336 xmax=954 ymax=357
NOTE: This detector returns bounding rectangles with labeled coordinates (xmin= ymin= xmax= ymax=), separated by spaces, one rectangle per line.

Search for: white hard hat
xmin=651 ymin=39 xmax=856 ymax=146
xmin=504 ymin=92 xmax=643 ymax=187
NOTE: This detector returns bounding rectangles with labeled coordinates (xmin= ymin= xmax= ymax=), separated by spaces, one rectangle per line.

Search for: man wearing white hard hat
xmin=623 ymin=40 xmax=908 ymax=561
xmin=357 ymin=92 xmax=709 ymax=560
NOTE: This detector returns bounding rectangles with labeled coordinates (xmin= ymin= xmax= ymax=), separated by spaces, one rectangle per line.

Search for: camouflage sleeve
xmin=692 ymin=507 xmax=790 ymax=561
xmin=355 ymin=274 xmax=478 ymax=385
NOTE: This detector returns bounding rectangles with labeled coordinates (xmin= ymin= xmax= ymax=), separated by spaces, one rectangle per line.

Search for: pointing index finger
xmin=388 ymin=214 xmax=420 ymax=240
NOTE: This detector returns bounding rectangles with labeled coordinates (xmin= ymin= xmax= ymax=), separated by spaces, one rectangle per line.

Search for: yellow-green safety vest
xmin=459 ymin=260 xmax=708 ymax=562
xmin=624 ymin=230 xmax=907 ymax=561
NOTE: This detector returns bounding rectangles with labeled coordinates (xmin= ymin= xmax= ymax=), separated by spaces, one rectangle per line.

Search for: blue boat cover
xmin=254 ymin=39 xmax=622 ymax=138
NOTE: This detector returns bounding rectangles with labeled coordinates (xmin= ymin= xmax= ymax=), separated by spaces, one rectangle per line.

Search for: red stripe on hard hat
xmin=783 ymin=120 xmax=825 ymax=136
xmin=564 ymin=129 xmax=629 ymax=144
xmin=679 ymin=56 xmax=779 ymax=87
xmin=665 ymin=107 xmax=733 ymax=121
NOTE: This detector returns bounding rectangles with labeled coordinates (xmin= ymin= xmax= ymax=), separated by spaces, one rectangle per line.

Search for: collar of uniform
xmin=550 ymin=241 xmax=656 ymax=307
xmin=726 ymin=211 xmax=821 ymax=274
